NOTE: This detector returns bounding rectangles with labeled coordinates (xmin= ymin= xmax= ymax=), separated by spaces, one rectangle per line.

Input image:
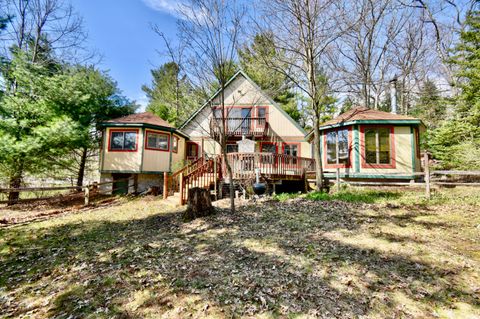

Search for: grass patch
xmin=1 ymin=188 xmax=479 ymax=318
xmin=306 ymin=189 xmax=401 ymax=203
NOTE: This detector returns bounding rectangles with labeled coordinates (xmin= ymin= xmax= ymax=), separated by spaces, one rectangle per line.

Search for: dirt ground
xmin=0 ymin=187 xmax=479 ymax=318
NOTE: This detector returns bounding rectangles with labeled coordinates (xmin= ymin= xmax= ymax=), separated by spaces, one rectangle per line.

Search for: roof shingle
xmin=106 ymin=112 xmax=174 ymax=128
xmin=320 ymin=107 xmax=419 ymax=127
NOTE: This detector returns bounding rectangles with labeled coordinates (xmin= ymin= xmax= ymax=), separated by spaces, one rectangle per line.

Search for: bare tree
xmin=176 ymin=0 xmax=246 ymax=213
xmin=1 ymin=0 xmax=87 ymax=63
xmin=255 ymin=0 xmax=342 ymax=191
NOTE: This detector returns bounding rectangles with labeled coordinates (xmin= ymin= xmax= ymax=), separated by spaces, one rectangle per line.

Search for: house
xmin=307 ymin=107 xmax=424 ymax=181
xmin=98 ymin=71 xmax=424 ymax=202
xmin=180 ymin=70 xmax=313 ymax=169
xmin=99 ymin=112 xmax=189 ymax=194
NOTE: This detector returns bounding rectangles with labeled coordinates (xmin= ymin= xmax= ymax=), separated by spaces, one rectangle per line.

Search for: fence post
xmin=336 ymin=168 xmax=341 ymax=192
xmin=424 ymin=152 xmax=431 ymax=199
xmin=84 ymin=186 xmax=90 ymax=206
xmin=163 ymin=172 xmax=168 ymax=200
xmin=179 ymin=173 xmax=184 ymax=206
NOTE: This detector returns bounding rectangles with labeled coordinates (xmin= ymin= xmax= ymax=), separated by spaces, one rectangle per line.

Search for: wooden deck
xmin=226 ymin=153 xmax=316 ymax=180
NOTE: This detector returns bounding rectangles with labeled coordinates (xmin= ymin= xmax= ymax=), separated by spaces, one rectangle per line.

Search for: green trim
xmin=354 ymin=125 xmax=360 ymax=173
xmin=100 ymin=129 xmax=107 ymax=173
xmin=140 ymin=127 xmax=145 ymax=172
xmin=319 ymin=131 xmax=323 ymax=160
xmin=320 ymin=120 xmax=422 ymax=131
xmin=101 ymin=123 xmax=190 ymax=139
xmin=306 ymin=119 xmax=424 ymax=139
xmin=323 ymin=173 xmax=417 ymax=180
xmin=180 ymin=70 xmax=307 ymax=136
xmin=168 ymin=132 xmax=173 ymax=172
xmin=410 ymin=126 xmax=416 ymax=174
xmin=101 ymin=170 xmax=167 ymax=175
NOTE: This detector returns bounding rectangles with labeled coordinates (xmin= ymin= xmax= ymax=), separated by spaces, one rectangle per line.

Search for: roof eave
xmin=101 ymin=122 xmax=190 ymax=139
xmin=305 ymin=119 xmax=424 ymax=140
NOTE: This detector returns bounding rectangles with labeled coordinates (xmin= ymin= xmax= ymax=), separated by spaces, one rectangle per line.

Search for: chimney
xmin=390 ymin=77 xmax=397 ymax=114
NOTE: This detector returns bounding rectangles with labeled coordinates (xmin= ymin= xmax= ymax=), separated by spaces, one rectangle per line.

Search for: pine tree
xmin=411 ymin=80 xmax=446 ymax=129
xmin=451 ymin=10 xmax=480 ymax=127
xmin=142 ymin=62 xmax=200 ymax=126
xmin=238 ymin=32 xmax=299 ymax=121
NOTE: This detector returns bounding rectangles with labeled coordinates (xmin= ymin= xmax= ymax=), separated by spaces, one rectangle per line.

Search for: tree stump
xmin=183 ymin=187 xmax=214 ymax=221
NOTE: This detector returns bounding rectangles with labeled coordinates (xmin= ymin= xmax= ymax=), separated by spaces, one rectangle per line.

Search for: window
xmin=146 ymin=131 xmax=169 ymax=151
xmin=261 ymin=143 xmax=277 ymax=153
xmin=363 ymin=127 xmax=395 ymax=167
xmin=261 ymin=143 xmax=277 ymax=165
xmin=226 ymin=144 xmax=238 ymax=153
xmin=172 ymin=136 xmax=179 ymax=153
xmin=109 ymin=130 xmax=138 ymax=151
xmin=257 ymin=107 xmax=266 ymax=118
xmin=326 ymin=129 xmax=349 ymax=166
xmin=283 ymin=144 xmax=298 ymax=156
xmin=283 ymin=143 xmax=299 ymax=165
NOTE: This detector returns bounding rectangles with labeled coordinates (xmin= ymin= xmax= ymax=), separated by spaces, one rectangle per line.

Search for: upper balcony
xmin=210 ymin=117 xmax=268 ymax=137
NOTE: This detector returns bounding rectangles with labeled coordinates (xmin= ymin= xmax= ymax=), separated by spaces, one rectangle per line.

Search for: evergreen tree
xmin=238 ymin=32 xmax=299 ymax=121
xmin=45 ymin=65 xmax=136 ymax=186
xmin=0 ymin=52 xmax=79 ymax=204
xmin=451 ymin=10 xmax=480 ymax=127
xmin=142 ymin=62 xmax=199 ymax=126
xmin=428 ymin=10 xmax=480 ymax=169
xmin=411 ymin=80 xmax=446 ymax=129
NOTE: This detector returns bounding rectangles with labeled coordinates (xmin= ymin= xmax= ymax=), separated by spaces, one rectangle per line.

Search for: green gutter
xmin=100 ymin=123 xmax=190 ymax=140
xmin=354 ymin=125 xmax=360 ymax=173
xmin=306 ymin=119 xmax=424 ymax=140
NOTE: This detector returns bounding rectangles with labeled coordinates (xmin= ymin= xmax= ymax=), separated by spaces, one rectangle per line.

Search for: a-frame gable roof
xmin=180 ymin=70 xmax=307 ymax=135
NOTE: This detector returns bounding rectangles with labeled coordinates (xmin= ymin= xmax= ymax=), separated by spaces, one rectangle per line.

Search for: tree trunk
xmin=7 ymin=174 xmax=22 ymax=206
xmin=183 ymin=187 xmax=214 ymax=221
xmin=76 ymin=147 xmax=88 ymax=187
xmin=313 ymin=119 xmax=324 ymax=191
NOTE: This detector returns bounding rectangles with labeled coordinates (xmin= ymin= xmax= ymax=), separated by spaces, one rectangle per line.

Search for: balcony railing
xmin=211 ymin=117 xmax=268 ymax=137
xmin=226 ymin=152 xmax=316 ymax=180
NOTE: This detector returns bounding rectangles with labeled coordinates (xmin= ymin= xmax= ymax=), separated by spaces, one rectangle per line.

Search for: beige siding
xmin=359 ymin=126 xmax=413 ymax=175
xmin=102 ymin=127 xmax=143 ymax=172
xmin=102 ymin=127 xmax=187 ymax=173
xmin=321 ymin=125 xmax=416 ymax=176
xmin=171 ymin=134 xmax=187 ymax=171
xmin=182 ymin=74 xmax=306 ymax=142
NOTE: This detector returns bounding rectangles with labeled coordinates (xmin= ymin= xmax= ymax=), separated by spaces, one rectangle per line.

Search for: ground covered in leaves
xmin=1 ymin=188 xmax=479 ymax=318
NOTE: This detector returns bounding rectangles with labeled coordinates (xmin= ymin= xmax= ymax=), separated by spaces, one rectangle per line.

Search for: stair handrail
xmin=180 ymin=156 xmax=222 ymax=205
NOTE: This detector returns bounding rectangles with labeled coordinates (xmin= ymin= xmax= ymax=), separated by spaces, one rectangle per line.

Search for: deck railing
xmin=211 ymin=117 xmax=268 ymax=137
xmin=226 ymin=152 xmax=316 ymax=180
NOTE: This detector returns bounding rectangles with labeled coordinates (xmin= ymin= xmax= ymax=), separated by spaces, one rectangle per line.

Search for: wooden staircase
xmin=164 ymin=156 xmax=222 ymax=206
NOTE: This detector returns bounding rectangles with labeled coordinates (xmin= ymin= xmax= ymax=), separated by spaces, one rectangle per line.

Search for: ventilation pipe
xmin=390 ymin=77 xmax=397 ymax=114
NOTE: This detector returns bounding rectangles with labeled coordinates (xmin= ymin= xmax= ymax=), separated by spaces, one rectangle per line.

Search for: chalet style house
xmin=99 ymin=71 xmax=424 ymax=202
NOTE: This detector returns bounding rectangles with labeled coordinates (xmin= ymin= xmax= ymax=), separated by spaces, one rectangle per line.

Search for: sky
xmin=70 ymin=0 xmax=184 ymax=111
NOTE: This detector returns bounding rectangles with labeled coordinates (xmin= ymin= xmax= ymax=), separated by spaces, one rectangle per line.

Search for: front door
xmin=186 ymin=142 xmax=199 ymax=162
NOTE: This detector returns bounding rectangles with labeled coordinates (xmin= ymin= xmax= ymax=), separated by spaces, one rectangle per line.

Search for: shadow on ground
xmin=0 ymin=197 xmax=479 ymax=318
